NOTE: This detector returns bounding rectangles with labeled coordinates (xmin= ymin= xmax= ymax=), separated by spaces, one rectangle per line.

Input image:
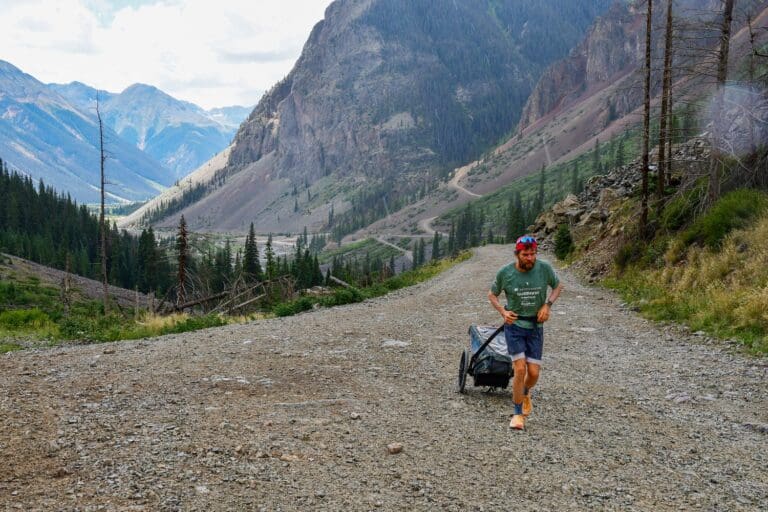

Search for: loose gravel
xmin=1 ymin=245 xmax=766 ymax=511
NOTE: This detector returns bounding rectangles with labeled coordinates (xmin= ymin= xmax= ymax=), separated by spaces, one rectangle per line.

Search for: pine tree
xmin=417 ymin=238 xmax=426 ymax=267
xmin=448 ymin=222 xmax=457 ymax=256
xmin=243 ymin=222 xmax=262 ymax=283
xmin=265 ymin=233 xmax=276 ymax=280
xmin=593 ymin=138 xmax=601 ymax=173
xmin=554 ymin=224 xmax=574 ymax=260
xmin=571 ymin=163 xmax=580 ymax=195
xmin=505 ymin=195 xmax=516 ymax=243
xmin=615 ymin=136 xmax=625 ymax=168
xmin=535 ymin=165 xmax=546 ymax=213
xmin=176 ymin=215 xmax=188 ymax=306
xmin=312 ymin=254 xmax=323 ymax=286
xmin=431 ymin=232 xmax=441 ymax=261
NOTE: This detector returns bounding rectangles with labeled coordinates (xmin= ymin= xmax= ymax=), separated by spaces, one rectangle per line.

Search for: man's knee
xmin=527 ymin=363 xmax=540 ymax=380
xmin=513 ymin=358 xmax=527 ymax=373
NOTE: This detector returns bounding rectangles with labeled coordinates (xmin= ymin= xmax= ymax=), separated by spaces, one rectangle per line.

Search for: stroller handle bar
xmin=468 ymin=316 xmax=539 ymax=370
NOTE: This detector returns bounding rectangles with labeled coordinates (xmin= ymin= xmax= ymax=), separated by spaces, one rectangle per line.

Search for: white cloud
xmin=0 ymin=0 xmax=332 ymax=109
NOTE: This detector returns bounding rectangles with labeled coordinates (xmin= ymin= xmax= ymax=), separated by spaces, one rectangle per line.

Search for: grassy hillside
xmin=600 ymin=188 xmax=768 ymax=354
xmin=0 ymin=257 xmax=227 ymax=352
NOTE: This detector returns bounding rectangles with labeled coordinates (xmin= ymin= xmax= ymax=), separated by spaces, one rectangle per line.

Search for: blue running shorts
xmin=504 ymin=323 xmax=544 ymax=365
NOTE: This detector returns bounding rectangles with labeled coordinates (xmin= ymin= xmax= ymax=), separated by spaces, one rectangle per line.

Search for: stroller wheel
xmin=457 ymin=348 xmax=469 ymax=393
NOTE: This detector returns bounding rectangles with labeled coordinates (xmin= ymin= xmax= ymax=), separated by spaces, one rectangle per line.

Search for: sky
xmin=0 ymin=0 xmax=334 ymax=109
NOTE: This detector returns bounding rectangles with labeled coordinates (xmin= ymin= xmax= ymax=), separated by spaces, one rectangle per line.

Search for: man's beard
xmin=518 ymin=259 xmax=535 ymax=271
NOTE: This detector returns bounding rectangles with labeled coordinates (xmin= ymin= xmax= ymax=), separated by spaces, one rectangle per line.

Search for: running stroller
xmin=457 ymin=325 xmax=513 ymax=393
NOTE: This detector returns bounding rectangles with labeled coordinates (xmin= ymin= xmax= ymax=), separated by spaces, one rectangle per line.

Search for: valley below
xmin=1 ymin=245 xmax=766 ymax=511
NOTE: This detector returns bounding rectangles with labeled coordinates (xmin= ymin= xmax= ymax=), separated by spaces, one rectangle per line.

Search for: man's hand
xmin=536 ymin=304 xmax=551 ymax=323
xmin=489 ymin=290 xmax=518 ymax=324
xmin=502 ymin=309 xmax=519 ymax=325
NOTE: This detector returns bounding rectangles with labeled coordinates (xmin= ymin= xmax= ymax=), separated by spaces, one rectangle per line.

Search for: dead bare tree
xmin=707 ymin=0 xmax=735 ymax=205
xmin=641 ymin=0 xmax=653 ymax=233
xmin=96 ymin=94 xmax=109 ymax=315
xmin=746 ymin=13 xmax=764 ymax=155
xmin=657 ymin=0 xmax=675 ymax=215
xmin=747 ymin=12 xmax=768 ymax=58
xmin=176 ymin=215 xmax=188 ymax=308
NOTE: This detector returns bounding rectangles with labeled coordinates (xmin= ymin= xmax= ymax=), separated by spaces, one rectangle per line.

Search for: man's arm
xmin=537 ymin=282 xmax=564 ymax=323
xmin=488 ymin=290 xmax=518 ymax=324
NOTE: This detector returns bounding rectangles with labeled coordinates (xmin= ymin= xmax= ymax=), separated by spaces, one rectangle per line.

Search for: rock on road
xmin=1 ymin=245 xmax=766 ymax=511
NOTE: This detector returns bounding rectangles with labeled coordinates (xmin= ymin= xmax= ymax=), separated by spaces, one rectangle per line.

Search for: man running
xmin=488 ymin=235 xmax=563 ymax=430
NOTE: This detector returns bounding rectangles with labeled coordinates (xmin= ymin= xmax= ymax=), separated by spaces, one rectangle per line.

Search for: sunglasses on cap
xmin=515 ymin=235 xmax=538 ymax=251
xmin=516 ymin=236 xmax=536 ymax=244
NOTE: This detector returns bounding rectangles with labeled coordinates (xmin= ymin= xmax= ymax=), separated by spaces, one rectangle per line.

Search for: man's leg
xmin=522 ymin=327 xmax=544 ymax=416
xmin=512 ymin=357 xmax=528 ymax=406
xmin=510 ymin=357 xmax=528 ymax=429
xmin=505 ymin=324 xmax=528 ymax=430
xmin=524 ymin=362 xmax=540 ymax=391
xmin=522 ymin=362 xmax=540 ymax=416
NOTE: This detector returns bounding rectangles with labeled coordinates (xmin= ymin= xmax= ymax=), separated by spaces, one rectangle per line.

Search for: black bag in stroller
xmin=457 ymin=325 xmax=513 ymax=392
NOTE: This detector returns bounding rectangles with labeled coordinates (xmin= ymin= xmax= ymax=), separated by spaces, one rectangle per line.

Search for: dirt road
xmin=2 ymin=245 xmax=766 ymax=511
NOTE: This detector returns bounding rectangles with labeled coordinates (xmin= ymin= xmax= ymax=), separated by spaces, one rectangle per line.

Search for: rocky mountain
xmin=0 ymin=60 xmax=170 ymax=203
xmin=206 ymin=106 xmax=253 ymax=131
xmin=51 ymin=82 xmax=250 ymax=180
xmin=149 ymin=0 xmax=614 ymax=233
xmin=518 ymin=0 xmax=728 ymax=132
xmin=349 ymin=0 xmax=768 ymax=239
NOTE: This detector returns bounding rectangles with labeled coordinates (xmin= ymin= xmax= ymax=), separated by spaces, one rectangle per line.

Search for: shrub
xmin=273 ymin=296 xmax=316 ymax=317
xmin=0 ymin=308 xmax=52 ymax=330
xmin=0 ymin=343 xmax=22 ymax=354
xmin=59 ymin=316 xmax=96 ymax=339
xmin=660 ymin=189 xmax=700 ymax=231
xmin=321 ymin=287 xmax=364 ymax=307
xmin=615 ymin=239 xmax=644 ymax=271
xmin=554 ymin=224 xmax=574 ymax=260
xmin=0 ymin=282 xmax=18 ymax=303
xmin=682 ymin=189 xmax=768 ymax=248
xmin=160 ymin=314 xmax=227 ymax=334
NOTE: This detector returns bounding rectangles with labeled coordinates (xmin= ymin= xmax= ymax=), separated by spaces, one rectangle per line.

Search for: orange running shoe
xmin=509 ymin=414 xmax=525 ymax=430
xmin=522 ymin=394 xmax=533 ymax=417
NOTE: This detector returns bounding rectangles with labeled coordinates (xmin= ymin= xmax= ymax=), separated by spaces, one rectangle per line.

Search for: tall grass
xmin=607 ymin=194 xmax=768 ymax=354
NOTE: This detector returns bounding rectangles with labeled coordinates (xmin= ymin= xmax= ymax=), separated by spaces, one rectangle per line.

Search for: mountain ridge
xmin=0 ymin=60 xmax=169 ymax=203
xmin=51 ymin=81 xmax=251 ymax=181
xmin=145 ymin=0 xmax=614 ymax=234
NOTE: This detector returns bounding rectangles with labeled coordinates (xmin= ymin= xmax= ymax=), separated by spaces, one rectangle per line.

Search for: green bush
xmin=0 ymin=282 xmax=18 ymax=303
xmin=159 ymin=314 xmax=227 ymax=334
xmin=0 ymin=308 xmax=52 ymax=329
xmin=58 ymin=316 xmax=96 ymax=339
xmin=615 ymin=239 xmax=645 ymax=271
xmin=661 ymin=189 xmax=700 ymax=231
xmin=321 ymin=287 xmax=364 ymax=307
xmin=273 ymin=296 xmax=317 ymax=317
xmin=682 ymin=189 xmax=768 ymax=248
xmin=554 ymin=224 xmax=574 ymax=260
xmin=0 ymin=342 xmax=22 ymax=354
xmin=640 ymin=236 xmax=671 ymax=269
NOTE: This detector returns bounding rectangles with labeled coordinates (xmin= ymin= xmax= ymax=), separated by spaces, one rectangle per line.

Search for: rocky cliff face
xmin=518 ymin=0 xmax=728 ymax=133
xmin=519 ymin=2 xmax=642 ymax=130
xmin=183 ymin=0 xmax=614 ymax=232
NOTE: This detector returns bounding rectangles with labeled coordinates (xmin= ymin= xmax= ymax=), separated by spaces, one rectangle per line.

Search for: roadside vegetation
xmin=0 ymin=242 xmax=471 ymax=352
xmin=0 ymin=272 xmax=229 ymax=352
xmin=606 ymin=187 xmax=768 ymax=355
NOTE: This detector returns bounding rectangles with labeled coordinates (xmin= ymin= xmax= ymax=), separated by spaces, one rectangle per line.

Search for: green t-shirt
xmin=490 ymin=258 xmax=560 ymax=329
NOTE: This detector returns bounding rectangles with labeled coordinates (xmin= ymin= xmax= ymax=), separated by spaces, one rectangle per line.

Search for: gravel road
xmin=2 ymin=245 xmax=766 ymax=511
